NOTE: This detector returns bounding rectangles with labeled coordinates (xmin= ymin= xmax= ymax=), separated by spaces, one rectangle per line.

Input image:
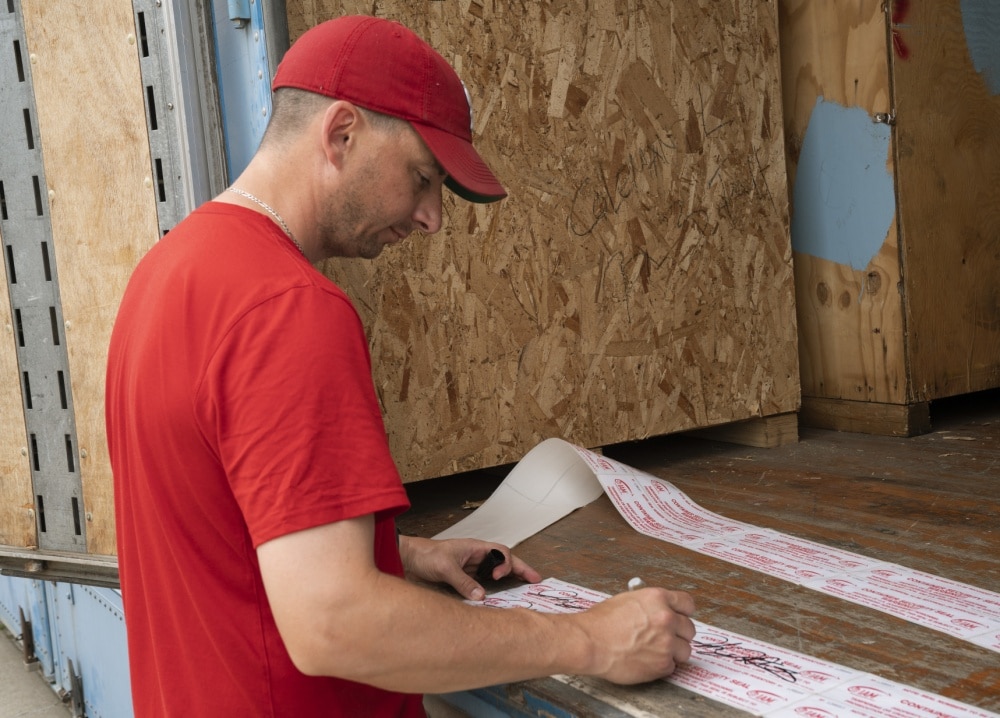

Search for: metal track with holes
xmin=0 ymin=0 xmax=86 ymax=553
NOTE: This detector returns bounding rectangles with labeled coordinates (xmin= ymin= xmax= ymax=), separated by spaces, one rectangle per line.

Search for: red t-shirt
xmin=106 ymin=202 xmax=424 ymax=717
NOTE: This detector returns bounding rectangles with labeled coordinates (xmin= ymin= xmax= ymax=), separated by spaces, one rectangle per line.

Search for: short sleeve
xmin=196 ymin=285 xmax=409 ymax=547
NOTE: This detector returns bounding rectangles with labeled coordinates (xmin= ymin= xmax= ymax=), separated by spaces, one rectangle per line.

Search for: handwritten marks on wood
xmin=291 ymin=1 xmax=799 ymax=480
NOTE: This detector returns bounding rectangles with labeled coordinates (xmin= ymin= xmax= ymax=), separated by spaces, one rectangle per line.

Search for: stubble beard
xmin=318 ymin=174 xmax=390 ymax=260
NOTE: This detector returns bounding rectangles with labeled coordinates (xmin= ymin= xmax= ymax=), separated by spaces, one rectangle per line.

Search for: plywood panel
xmin=0 ymin=231 xmax=36 ymax=549
xmin=892 ymin=0 xmax=1000 ymax=400
xmin=784 ymin=0 xmax=1000 ymax=416
xmin=289 ymin=1 xmax=800 ymax=481
xmin=778 ymin=0 xmax=906 ymax=404
xmin=21 ymin=1 xmax=160 ymax=556
xmin=794 ymin=228 xmax=908 ymax=402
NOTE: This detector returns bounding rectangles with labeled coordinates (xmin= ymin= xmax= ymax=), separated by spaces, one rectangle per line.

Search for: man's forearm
xmin=296 ymin=569 xmax=597 ymax=693
xmin=259 ymin=516 xmax=694 ymax=694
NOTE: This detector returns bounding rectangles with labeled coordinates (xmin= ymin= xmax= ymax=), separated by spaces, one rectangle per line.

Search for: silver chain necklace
xmin=226 ymin=187 xmax=306 ymax=257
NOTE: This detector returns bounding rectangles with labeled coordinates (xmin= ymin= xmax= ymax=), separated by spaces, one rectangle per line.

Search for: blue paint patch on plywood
xmin=961 ymin=0 xmax=1000 ymax=95
xmin=791 ymin=98 xmax=895 ymax=271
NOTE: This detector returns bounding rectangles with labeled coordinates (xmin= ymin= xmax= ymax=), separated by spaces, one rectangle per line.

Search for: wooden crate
xmin=289 ymin=1 xmax=801 ymax=481
xmin=780 ymin=0 xmax=1000 ymax=436
xmin=1 ymin=0 xmax=799 ymax=566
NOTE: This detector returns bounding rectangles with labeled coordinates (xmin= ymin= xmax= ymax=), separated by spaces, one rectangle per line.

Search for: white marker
xmin=627 ymin=577 xmax=646 ymax=592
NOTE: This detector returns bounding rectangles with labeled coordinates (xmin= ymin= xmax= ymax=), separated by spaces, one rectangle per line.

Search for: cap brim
xmin=410 ymin=122 xmax=507 ymax=204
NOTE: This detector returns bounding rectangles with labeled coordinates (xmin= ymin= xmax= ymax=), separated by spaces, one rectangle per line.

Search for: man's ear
xmin=320 ymin=100 xmax=362 ymax=168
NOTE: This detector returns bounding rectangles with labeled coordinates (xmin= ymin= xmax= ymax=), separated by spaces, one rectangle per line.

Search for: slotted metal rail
xmin=1 ymin=0 xmax=86 ymax=554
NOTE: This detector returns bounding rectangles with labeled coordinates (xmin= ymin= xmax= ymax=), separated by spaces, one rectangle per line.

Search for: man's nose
xmin=413 ymin=185 xmax=443 ymax=234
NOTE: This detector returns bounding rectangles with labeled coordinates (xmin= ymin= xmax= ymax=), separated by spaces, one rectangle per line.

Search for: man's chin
xmin=359 ymin=244 xmax=385 ymax=260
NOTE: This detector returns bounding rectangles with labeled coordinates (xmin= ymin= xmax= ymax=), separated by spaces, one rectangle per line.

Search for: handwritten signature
xmin=692 ymin=637 xmax=799 ymax=683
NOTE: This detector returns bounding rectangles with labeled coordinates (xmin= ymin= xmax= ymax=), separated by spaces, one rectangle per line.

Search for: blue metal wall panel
xmin=44 ymin=579 xmax=71 ymax=693
xmin=0 ymin=574 xmax=133 ymax=716
xmin=66 ymin=585 xmax=132 ymax=718
xmin=209 ymin=0 xmax=274 ymax=179
xmin=0 ymin=572 xmax=23 ymax=633
xmin=0 ymin=574 xmax=56 ymax=683
xmin=26 ymin=579 xmax=54 ymax=681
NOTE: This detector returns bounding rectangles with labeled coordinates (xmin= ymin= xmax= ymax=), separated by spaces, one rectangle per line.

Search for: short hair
xmin=261 ymin=87 xmax=407 ymax=149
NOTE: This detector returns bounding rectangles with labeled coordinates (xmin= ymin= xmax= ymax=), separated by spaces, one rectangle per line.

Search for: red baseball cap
xmin=272 ymin=15 xmax=507 ymax=203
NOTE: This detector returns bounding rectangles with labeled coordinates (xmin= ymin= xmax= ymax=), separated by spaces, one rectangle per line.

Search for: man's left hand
xmin=399 ymin=535 xmax=542 ymax=601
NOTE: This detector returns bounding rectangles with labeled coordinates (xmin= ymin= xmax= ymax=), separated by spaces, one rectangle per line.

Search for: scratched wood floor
xmin=399 ymin=389 xmax=1000 ymax=717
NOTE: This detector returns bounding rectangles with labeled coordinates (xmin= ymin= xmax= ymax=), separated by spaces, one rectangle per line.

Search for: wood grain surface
xmin=778 ymin=0 xmax=906 ymax=407
xmin=891 ymin=0 xmax=1000 ymax=399
xmin=399 ymin=389 xmax=1000 ymax=716
xmin=782 ymin=0 xmax=1000 ymax=411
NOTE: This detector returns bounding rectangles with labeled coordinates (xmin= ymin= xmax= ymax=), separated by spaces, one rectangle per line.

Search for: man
xmin=106 ymin=15 xmax=695 ymax=717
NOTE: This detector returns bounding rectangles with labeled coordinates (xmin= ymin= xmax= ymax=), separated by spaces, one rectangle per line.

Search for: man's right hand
xmin=577 ymin=587 xmax=696 ymax=684
xmin=260 ymin=514 xmax=697 ymax=693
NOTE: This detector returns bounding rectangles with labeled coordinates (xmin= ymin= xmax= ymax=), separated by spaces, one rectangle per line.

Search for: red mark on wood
xmin=892 ymin=30 xmax=911 ymax=60
xmin=891 ymin=0 xmax=911 ymax=60
xmin=892 ymin=0 xmax=910 ymax=24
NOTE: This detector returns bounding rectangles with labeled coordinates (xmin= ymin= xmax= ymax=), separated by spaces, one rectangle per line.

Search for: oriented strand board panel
xmin=778 ymin=0 xmax=907 ymax=404
xmin=288 ymin=2 xmax=800 ymax=481
xmin=892 ymin=0 xmax=1000 ymax=399
xmin=0 ymin=234 xmax=35 ymax=548
xmin=20 ymin=1 xmax=160 ymax=555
